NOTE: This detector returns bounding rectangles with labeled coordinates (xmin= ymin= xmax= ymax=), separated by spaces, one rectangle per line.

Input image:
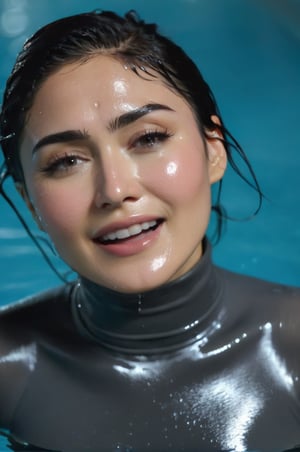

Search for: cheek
xmin=30 ymin=183 xmax=89 ymax=237
xmin=141 ymin=145 xmax=209 ymax=204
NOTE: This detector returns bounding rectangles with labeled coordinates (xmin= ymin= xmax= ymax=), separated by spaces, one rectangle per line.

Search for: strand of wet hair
xmin=213 ymin=130 xmax=264 ymax=217
xmin=0 ymin=163 xmax=70 ymax=283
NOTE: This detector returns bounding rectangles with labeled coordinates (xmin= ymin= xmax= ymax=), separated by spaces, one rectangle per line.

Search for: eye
xmin=129 ymin=129 xmax=173 ymax=150
xmin=41 ymin=153 xmax=88 ymax=176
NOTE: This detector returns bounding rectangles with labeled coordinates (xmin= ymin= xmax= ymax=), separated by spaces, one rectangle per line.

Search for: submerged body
xmin=0 ymin=243 xmax=300 ymax=452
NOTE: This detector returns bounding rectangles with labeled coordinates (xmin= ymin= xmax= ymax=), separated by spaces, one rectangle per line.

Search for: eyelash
xmin=40 ymin=128 xmax=173 ymax=175
xmin=130 ymin=128 xmax=173 ymax=149
xmin=41 ymin=153 xmax=85 ymax=175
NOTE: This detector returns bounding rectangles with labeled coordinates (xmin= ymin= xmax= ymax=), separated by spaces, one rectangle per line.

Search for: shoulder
xmin=217 ymin=267 xmax=300 ymax=379
xmin=0 ymin=282 xmax=80 ymax=350
xmin=0 ymin=283 xmax=76 ymax=426
xmin=0 ymin=283 xmax=73 ymax=320
xmin=218 ymin=266 xmax=300 ymax=308
xmin=0 ymin=282 xmax=77 ymax=352
xmin=0 ymin=282 xmax=77 ymax=366
xmin=216 ymin=266 xmax=300 ymax=343
xmin=218 ymin=267 xmax=300 ymax=332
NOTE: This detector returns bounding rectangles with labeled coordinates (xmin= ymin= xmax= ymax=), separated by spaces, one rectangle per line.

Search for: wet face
xmin=19 ymin=55 xmax=226 ymax=292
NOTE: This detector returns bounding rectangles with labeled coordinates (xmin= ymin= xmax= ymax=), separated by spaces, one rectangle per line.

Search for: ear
xmin=15 ymin=182 xmax=45 ymax=231
xmin=205 ymin=115 xmax=227 ymax=184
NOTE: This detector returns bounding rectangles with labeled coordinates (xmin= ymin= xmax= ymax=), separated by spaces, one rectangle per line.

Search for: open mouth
xmin=95 ymin=219 xmax=164 ymax=245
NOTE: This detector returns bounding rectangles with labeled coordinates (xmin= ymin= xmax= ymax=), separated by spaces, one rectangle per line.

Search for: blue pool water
xmin=0 ymin=0 xmax=299 ymax=309
xmin=0 ymin=0 xmax=299 ymax=450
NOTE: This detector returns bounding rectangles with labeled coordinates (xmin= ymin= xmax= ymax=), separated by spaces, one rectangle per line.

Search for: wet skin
xmin=19 ymin=55 xmax=226 ymax=293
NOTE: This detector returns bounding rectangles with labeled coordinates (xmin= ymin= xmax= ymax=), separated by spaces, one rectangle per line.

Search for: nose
xmin=94 ymin=147 xmax=141 ymax=209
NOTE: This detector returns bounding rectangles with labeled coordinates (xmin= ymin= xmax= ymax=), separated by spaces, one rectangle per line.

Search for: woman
xmin=0 ymin=9 xmax=299 ymax=452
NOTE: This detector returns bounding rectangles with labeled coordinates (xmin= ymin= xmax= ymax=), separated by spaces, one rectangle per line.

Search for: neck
xmin=71 ymin=240 xmax=223 ymax=354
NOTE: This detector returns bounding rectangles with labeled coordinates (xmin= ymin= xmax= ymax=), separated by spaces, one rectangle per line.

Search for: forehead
xmin=26 ymin=55 xmax=193 ymax=130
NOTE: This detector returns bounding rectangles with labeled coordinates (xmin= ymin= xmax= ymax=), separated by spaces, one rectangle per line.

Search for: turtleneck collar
xmin=71 ymin=240 xmax=223 ymax=354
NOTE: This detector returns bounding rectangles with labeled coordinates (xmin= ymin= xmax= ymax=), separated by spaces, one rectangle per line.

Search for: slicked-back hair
xmin=0 ymin=9 xmax=262 ymax=241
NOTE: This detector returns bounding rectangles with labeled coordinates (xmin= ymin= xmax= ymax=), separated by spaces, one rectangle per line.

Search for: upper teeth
xmin=102 ymin=220 xmax=158 ymax=242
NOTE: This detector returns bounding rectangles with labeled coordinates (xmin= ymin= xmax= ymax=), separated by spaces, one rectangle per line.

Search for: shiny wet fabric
xmin=0 ymin=242 xmax=300 ymax=451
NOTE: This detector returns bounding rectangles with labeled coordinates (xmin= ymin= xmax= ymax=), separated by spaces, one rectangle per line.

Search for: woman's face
xmin=20 ymin=55 xmax=226 ymax=292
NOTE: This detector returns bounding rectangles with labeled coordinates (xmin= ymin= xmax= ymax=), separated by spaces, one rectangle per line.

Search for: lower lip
xmin=94 ymin=222 xmax=163 ymax=257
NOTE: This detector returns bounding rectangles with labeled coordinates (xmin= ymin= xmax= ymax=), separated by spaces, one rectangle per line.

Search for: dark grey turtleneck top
xmin=0 ymin=241 xmax=300 ymax=451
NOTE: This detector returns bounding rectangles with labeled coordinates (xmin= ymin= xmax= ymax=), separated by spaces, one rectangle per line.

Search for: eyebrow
xmin=32 ymin=103 xmax=174 ymax=154
xmin=107 ymin=103 xmax=174 ymax=132
xmin=32 ymin=130 xmax=89 ymax=155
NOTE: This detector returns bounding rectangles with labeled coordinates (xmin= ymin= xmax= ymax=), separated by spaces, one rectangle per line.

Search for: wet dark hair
xmin=0 ymin=9 xmax=262 ymax=242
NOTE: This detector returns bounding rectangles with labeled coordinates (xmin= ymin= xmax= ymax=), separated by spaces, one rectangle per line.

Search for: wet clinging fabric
xmin=0 ymin=241 xmax=300 ymax=451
